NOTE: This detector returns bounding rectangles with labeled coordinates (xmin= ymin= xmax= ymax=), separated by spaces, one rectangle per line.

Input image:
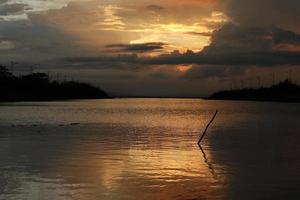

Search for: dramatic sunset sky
xmin=0 ymin=0 xmax=300 ymax=96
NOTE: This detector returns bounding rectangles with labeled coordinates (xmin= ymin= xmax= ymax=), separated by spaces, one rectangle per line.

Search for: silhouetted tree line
xmin=0 ymin=65 xmax=108 ymax=102
xmin=209 ymin=79 xmax=300 ymax=102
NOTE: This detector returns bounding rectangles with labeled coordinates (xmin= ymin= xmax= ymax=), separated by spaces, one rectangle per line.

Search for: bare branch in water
xmin=198 ymin=110 xmax=218 ymax=145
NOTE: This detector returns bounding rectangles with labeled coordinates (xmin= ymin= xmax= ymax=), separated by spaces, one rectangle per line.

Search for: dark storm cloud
xmin=65 ymin=24 xmax=300 ymax=68
xmin=0 ymin=13 xmax=81 ymax=62
xmin=0 ymin=41 xmax=15 ymax=53
xmin=0 ymin=3 xmax=31 ymax=16
xmin=147 ymin=24 xmax=300 ymax=66
xmin=148 ymin=72 xmax=171 ymax=79
xmin=63 ymin=50 xmax=300 ymax=68
xmin=197 ymin=24 xmax=300 ymax=66
xmin=204 ymin=23 xmax=272 ymax=53
xmin=220 ymin=0 xmax=300 ymax=31
xmin=105 ymin=42 xmax=167 ymax=53
xmin=144 ymin=51 xmax=300 ymax=66
xmin=0 ymin=0 xmax=9 ymax=5
xmin=272 ymin=27 xmax=300 ymax=45
xmin=182 ymin=65 xmax=246 ymax=80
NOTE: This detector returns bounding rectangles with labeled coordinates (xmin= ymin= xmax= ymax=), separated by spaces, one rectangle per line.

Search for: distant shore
xmin=208 ymin=80 xmax=300 ymax=103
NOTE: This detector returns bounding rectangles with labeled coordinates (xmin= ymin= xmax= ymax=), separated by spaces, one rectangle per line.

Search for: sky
xmin=0 ymin=0 xmax=300 ymax=96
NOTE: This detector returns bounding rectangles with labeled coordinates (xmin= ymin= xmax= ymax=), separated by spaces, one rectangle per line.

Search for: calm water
xmin=0 ymin=99 xmax=300 ymax=200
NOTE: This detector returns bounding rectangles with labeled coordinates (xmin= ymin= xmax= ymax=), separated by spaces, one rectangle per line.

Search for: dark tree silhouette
xmin=0 ymin=65 xmax=13 ymax=80
xmin=0 ymin=66 xmax=109 ymax=102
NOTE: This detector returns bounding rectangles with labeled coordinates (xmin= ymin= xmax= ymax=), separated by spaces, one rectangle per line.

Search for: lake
xmin=0 ymin=99 xmax=300 ymax=200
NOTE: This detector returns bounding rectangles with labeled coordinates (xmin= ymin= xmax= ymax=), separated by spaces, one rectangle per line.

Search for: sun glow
xmin=127 ymin=11 xmax=227 ymax=53
xmin=129 ymin=23 xmax=211 ymax=52
xmin=176 ymin=65 xmax=193 ymax=72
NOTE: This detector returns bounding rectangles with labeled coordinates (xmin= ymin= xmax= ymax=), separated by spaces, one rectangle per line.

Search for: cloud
xmin=272 ymin=27 xmax=300 ymax=45
xmin=146 ymin=4 xmax=165 ymax=12
xmin=148 ymin=72 xmax=171 ymax=79
xmin=0 ymin=3 xmax=31 ymax=16
xmin=63 ymin=23 xmax=300 ymax=67
xmin=0 ymin=13 xmax=82 ymax=62
xmin=105 ymin=42 xmax=167 ymax=53
xmin=185 ymin=32 xmax=212 ymax=37
xmin=0 ymin=39 xmax=15 ymax=50
xmin=61 ymin=22 xmax=300 ymax=83
xmin=204 ymin=23 xmax=272 ymax=53
xmin=62 ymin=51 xmax=300 ymax=68
xmin=220 ymin=0 xmax=300 ymax=32
xmin=199 ymin=23 xmax=300 ymax=65
xmin=0 ymin=0 xmax=9 ymax=5
xmin=0 ymin=0 xmax=220 ymax=62
xmin=182 ymin=65 xmax=246 ymax=80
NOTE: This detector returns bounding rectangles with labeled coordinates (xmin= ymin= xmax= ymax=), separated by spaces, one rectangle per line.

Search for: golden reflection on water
xmin=56 ymin=126 xmax=225 ymax=200
xmin=0 ymin=126 xmax=226 ymax=200
xmin=0 ymin=99 xmax=230 ymax=200
xmin=1 ymin=99 xmax=300 ymax=200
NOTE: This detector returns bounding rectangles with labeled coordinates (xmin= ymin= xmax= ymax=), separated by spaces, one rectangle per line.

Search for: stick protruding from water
xmin=198 ymin=110 xmax=218 ymax=145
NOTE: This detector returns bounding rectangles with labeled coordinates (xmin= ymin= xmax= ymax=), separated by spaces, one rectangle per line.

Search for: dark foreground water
xmin=0 ymin=99 xmax=300 ymax=200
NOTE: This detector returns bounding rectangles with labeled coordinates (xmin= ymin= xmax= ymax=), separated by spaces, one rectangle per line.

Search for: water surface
xmin=0 ymin=99 xmax=300 ymax=200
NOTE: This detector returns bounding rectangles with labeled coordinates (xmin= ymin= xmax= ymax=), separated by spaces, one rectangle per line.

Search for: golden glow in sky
xmin=35 ymin=0 xmax=227 ymax=54
xmin=1 ymin=0 xmax=300 ymax=96
xmin=98 ymin=5 xmax=227 ymax=52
